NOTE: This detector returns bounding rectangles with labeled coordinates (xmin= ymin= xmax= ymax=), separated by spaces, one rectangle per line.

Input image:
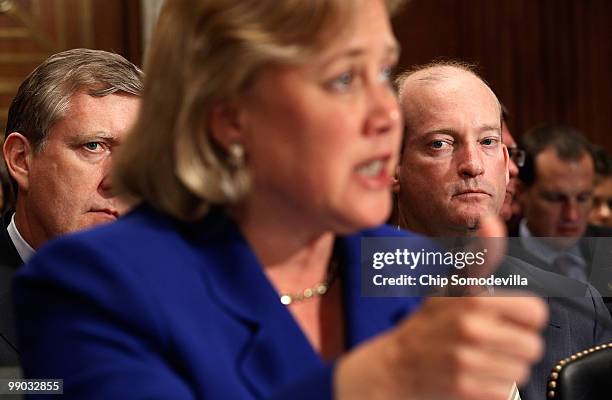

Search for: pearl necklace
xmin=279 ymin=258 xmax=338 ymax=305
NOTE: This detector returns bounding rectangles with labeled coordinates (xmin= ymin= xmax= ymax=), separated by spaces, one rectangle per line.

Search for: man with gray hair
xmin=1 ymin=48 xmax=143 ymax=364
xmin=394 ymin=61 xmax=611 ymax=400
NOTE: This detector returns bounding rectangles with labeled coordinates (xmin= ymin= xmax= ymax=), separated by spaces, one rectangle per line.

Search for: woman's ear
xmin=3 ymin=132 xmax=32 ymax=192
xmin=208 ymin=101 xmax=244 ymax=151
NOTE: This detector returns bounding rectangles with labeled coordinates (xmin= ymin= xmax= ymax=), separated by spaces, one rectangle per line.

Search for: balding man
xmin=394 ymin=61 xmax=612 ymax=400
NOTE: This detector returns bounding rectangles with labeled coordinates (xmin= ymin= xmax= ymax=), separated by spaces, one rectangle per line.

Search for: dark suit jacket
xmin=508 ymin=224 xmax=612 ymax=299
xmin=497 ymin=256 xmax=612 ymax=400
xmin=13 ymin=205 xmax=612 ymax=399
xmin=0 ymin=212 xmax=21 ymax=366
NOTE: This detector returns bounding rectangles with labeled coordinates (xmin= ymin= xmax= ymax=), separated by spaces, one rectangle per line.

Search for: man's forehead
xmin=535 ymin=149 xmax=594 ymax=187
xmin=536 ymin=147 xmax=594 ymax=171
xmin=403 ymin=91 xmax=501 ymax=136
xmin=402 ymin=73 xmax=499 ymax=118
xmin=57 ymin=92 xmax=138 ymax=129
xmin=401 ymin=65 xmax=491 ymax=96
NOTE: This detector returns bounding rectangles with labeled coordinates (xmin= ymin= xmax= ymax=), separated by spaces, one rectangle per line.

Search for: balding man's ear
xmin=518 ymin=188 xmax=529 ymax=211
xmin=392 ymin=165 xmax=400 ymax=193
xmin=502 ymin=144 xmax=510 ymax=186
xmin=3 ymin=132 xmax=33 ymax=192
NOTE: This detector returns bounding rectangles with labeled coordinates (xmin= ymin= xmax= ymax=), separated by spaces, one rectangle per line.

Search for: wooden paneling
xmin=2 ymin=0 xmax=609 ymax=150
xmin=392 ymin=0 xmax=612 ymax=151
xmin=0 ymin=0 xmax=141 ymax=135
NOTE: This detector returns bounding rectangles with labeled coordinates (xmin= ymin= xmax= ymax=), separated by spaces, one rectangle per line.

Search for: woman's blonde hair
xmin=115 ymin=0 xmax=406 ymax=221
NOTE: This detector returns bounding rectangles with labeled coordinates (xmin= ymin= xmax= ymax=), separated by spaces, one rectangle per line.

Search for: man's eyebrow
xmin=417 ymin=126 xmax=502 ymax=140
xmin=68 ymin=131 xmax=121 ymax=146
xmin=479 ymin=125 xmax=502 ymax=136
xmin=421 ymin=128 xmax=457 ymax=137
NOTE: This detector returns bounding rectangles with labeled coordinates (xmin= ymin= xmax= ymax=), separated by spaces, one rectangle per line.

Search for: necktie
xmin=552 ymin=253 xmax=587 ymax=283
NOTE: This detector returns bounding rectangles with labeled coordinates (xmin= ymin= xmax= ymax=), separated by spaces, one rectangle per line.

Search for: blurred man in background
xmin=516 ymin=125 xmax=600 ymax=281
xmin=514 ymin=125 xmax=612 ymax=306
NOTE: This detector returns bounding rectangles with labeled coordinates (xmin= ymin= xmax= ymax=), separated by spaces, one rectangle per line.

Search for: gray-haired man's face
xmin=17 ymin=91 xmax=140 ymax=249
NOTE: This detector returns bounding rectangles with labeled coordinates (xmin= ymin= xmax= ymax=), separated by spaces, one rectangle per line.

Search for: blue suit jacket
xmin=14 ymin=205 xmax=612 ymax=399
xmin=14 ymin=205 xmax=424 ymax=399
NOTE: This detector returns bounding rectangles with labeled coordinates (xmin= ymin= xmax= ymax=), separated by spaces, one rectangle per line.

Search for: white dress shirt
xmin=7 ymin=213 xmax=35 ymax=263
xmin=519 ymin=219 xmax=587 ymax=282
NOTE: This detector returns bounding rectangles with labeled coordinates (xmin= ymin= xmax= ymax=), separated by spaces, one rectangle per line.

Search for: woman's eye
xmin=329 ymin=71 xmax=353 ymax=91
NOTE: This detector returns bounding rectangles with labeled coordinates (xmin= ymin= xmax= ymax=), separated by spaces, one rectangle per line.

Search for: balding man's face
xmin=396 ymin=72 xmax=509 ymax=236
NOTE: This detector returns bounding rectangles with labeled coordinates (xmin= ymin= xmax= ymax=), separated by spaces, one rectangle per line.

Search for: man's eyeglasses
xmin=508 ymin=147 xmax=526 ymax=167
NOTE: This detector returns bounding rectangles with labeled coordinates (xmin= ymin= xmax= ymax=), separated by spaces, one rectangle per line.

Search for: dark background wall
xmin=1 ymin=0 xmax=610 ymax=150
xmin=0 ymin=0 xmax=141 ymax=134
xmin=392 ymin=0 xmax=612 ymax=150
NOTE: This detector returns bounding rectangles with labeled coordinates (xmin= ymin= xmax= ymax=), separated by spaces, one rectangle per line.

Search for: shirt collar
xmin=7 ymin=213 xmax=35 ymax=262
xmin=518 ymin=218 xmax=585 ymax=266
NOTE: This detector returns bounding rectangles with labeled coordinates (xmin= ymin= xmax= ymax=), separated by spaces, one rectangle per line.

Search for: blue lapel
xmin=187 ymin=213 xmax=422 ymax=397
xmin=188 ymin=211 xmax=324 ymax=397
